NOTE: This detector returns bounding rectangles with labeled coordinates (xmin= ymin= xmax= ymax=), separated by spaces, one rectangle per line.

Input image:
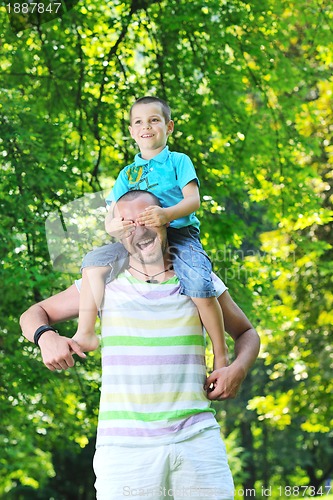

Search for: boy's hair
xmin=129 ymin=96 xmax=171 ymax=124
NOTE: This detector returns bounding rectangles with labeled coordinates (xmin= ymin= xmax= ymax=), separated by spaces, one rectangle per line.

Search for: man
xmin=20 ymin=190 xmax=260 ymax=499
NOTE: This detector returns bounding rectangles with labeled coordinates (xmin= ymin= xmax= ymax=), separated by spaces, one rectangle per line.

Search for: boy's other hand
xmin=105 ymin=215 xmax=135 ymax=239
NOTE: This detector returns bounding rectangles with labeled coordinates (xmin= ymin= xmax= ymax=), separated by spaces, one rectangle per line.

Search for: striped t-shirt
xmin=96 ymin=271 xmax=226 ymax=447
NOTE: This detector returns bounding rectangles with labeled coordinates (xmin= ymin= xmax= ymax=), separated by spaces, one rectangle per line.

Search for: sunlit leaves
xmin=1 ymin=0 xmax=333 ymax=494
xmin=248 ymin=392 xmax=293 ymax=429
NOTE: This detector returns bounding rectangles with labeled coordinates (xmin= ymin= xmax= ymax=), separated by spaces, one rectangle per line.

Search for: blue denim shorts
xmin=81 ymin=227 xmax=216 ymax=297
xmin=81 ymin=241 xmax=129 ymax=284
xmin=167 ymin=226 xmax=216 ymax=298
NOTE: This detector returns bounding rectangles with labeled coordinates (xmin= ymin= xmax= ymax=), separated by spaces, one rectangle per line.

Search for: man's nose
xmin=133 ymin=222 xmax=146 ymax=233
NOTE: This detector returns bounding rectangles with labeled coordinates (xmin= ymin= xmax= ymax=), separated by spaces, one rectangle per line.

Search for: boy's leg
xmin=81 ymin=242 xmax=129 ymax=284
xmin=73 ymin=266 xmax=110 ymax=352
xmin=167 ymin=227 xmax=228 ymax=369
xmin=73 ymin=242 xmax=129 ymax=351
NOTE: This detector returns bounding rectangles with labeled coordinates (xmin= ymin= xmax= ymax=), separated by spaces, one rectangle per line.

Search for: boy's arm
xmin=164 ymin=180 xmax=200 ymax=222
xmin=20 ymin=285 xmax=86 ymax=371
xmin=136 ymin=180 xmax=200 ymax=226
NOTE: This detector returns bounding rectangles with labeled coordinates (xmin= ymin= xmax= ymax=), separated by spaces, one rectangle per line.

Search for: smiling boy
xmin=74 ymin=96 xmax=228 ymax=370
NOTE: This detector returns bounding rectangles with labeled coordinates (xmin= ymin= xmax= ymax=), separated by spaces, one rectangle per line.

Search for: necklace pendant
xmin=146 ymin=278 xmax=159 ymax=284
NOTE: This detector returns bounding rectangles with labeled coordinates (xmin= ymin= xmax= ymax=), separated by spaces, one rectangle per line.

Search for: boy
xmin=73 ymin=96 xmax=228 ymax=369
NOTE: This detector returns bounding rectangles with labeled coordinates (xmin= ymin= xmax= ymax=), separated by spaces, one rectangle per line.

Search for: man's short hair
xmin=129 ymin=96 xmax=171 ymax=124
xmin=116 ymin=190 xmax=161 ymax=207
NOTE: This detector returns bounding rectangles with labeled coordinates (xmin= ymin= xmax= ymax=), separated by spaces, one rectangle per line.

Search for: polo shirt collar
xmin=134 ymin=146 xmax=169 ymax=166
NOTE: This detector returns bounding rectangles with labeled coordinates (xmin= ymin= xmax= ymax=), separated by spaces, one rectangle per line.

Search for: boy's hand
xmin=105 ymin=214 xmax=135 ymax=239
xmin=136 ymin=206 xmax=170 ymax=227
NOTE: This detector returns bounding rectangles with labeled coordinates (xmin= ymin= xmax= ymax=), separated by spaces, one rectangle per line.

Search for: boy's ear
xmin=167 ymin=120 xmax=174 ymax=135
xmin=128 ymin=125 xmax=134 ymax=138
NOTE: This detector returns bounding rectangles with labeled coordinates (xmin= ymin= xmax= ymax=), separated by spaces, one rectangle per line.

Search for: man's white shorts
xmin=93 ymin=428 xmax=234 ymax=500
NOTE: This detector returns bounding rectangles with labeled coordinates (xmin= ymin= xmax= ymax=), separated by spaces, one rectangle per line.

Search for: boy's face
xmin=129 ymin=102 xmax=174 ymax=159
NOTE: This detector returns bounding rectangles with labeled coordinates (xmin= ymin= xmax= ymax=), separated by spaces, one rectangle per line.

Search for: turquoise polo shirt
xmin=106 ymin=146 xmax=200 ymax=230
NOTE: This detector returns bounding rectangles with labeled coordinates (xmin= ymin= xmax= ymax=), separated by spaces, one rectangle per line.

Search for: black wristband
xmin=34 ymin=325 xmax=58 ymax=346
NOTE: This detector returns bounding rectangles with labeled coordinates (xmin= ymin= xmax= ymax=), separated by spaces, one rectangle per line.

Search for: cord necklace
xmin=128 ymin=265 xmax=173 ymax=283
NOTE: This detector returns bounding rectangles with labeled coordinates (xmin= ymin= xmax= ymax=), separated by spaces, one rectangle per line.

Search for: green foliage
xmin=1 ymin=0 xmax=332 ymax=495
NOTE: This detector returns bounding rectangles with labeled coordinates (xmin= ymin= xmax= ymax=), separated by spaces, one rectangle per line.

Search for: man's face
xmin=115 ymin=194 xmax=168 ymax=265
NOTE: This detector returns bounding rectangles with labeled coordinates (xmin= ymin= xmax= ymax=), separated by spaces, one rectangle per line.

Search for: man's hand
xmin=136 ymin=206 xmax=170 ymax=227
xmin=105 ymin=213 xmax=135 ymax=239
xmin=205 ymin=363 xmax=246 ymax=401
xmin=38 ymin=331 xmax=86 ymax=371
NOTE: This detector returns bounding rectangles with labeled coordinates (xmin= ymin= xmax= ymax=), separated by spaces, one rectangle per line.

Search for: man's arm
xmin=20 ymin=285 xmax=86 ymax=372
xmin=205 ymin=290 xmax=260 ymax=400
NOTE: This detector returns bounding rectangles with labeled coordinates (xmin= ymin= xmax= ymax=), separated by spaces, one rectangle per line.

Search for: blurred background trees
xmin=1 ymin=0 xmax=332 ymax=497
